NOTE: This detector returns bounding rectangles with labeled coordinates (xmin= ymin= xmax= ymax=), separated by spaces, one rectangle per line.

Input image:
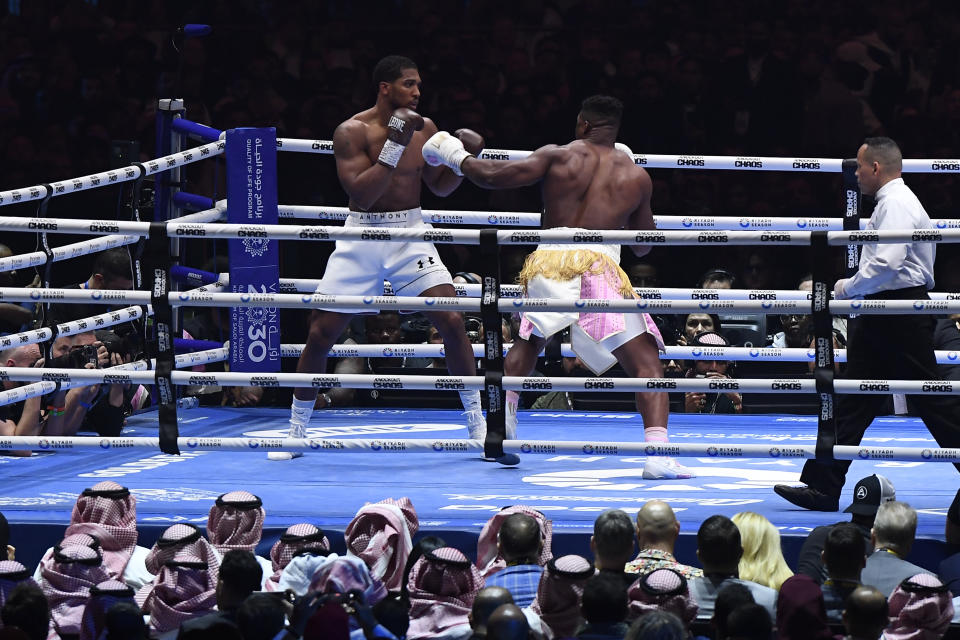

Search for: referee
xmin=776 ymin=136 xmax=960 ymax=511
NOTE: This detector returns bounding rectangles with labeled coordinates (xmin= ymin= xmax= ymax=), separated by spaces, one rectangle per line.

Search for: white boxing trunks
xmin=518 ymin=233 xmax=664 ymax=375
xmin=314 ymin=208 xmax=453 ymax=312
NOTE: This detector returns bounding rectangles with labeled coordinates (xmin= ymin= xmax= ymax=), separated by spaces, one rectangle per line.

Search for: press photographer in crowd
xmin=41 ymin=328 xmax=135 ymax=438
xmin=681 ymin=331 xmax=744 ymax=414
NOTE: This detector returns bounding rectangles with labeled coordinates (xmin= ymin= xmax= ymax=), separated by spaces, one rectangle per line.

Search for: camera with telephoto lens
xmin=48 ymin=344 xmax=99 ymax=369
xmin=464 ymin=316 xmax=482 ymax=344
xmin=95 ymin=328 xmax=145 ymax=362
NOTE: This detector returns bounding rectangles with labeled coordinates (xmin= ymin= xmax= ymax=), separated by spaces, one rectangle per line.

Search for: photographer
xmin=681 ymin=331 xmax=743 ymax=414
xmin=43 ymin=330 xmax=129 ymax=437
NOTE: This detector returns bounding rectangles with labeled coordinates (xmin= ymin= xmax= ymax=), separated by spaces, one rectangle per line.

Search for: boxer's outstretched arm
xmin=627 ymin=169 xmax=655 ymax=257
xmin=421 ymin=119 xmax=465 ymax=197
xmin=333 ymin=121 xmax=395 ymax=211
xmin=460 ymin=145 xmax=559 ymax=190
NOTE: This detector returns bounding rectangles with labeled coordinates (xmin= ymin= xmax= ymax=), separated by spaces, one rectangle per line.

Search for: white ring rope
xmin=276 ymin=204 xmax=960 ymax=232
xmin=0 ymin=435 xmax=955 ymax=463
xmin=280 ymin=342 xmax=959 ymax=366
xmin=4 ymin=220 xmax=960 ymax=248
xmin=3 ymin=287 xmax=960 ymax=315
xmin=0 ymin=346 xmax=228 ymax=408
xmin=0 ymin=205 xmax=224 ymax=275
xmin=0 ymin=266 xmax=236 ymax=351
xmin=273 ymin=137 xmax=960 ymax=174
xmin=0 ymin=369 xmax=955 ymax=397
xmin=0 ymin=305 xmax=150 ymax=352
xmin=254 ymin=276 xmax=958 ymax=303
xmin=0 ymin=141 xmax=225 ymax=208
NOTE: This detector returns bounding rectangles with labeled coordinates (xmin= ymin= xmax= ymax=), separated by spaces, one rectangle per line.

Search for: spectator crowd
xmin=3 ymin=473 xmax=960 ymax=639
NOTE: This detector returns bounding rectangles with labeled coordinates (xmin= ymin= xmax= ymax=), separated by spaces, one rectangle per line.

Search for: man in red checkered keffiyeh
xmin=407 ymin=546 xmax=484 ymax=640
xmin=64 ymin=481 xmax=139 ymax=581
xmin=530 ymin=554 xmax=595 ymax=638
xmin=265 ymin=523 xmax=330 ymax=592
xmin=40 ymin=543 xmax=111 ymax=638
xmin=206 ymin=490 xmax=265 ymax=553
xmin=140 ymin=552 xmax=217 ymax=635
xmin=345 ymin=497 xmax=418 ymax=592
xmin=476 ymin=505 xmax=553 ymax=579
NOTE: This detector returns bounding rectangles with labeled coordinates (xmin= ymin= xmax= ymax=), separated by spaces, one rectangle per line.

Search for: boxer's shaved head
xmin=580 ymin=95 xmax=623 ymax=130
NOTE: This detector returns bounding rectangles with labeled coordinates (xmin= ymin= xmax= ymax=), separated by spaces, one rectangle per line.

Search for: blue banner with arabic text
xmin=226 ymin=128 xmax=280 ymax=372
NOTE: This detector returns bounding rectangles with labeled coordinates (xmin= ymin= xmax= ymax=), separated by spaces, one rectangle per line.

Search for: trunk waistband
xmin=346 ymin=208 xmax=422 ymax=227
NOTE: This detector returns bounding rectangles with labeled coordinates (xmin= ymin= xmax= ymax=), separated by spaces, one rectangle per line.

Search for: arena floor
xmin=2 ymin=407 xmax=954 ymax=571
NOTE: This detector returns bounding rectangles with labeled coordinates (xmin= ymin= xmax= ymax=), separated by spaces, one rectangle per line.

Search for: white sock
xmin=506 ymin=391 xmax=519 ymax=415
xmin=290 ymin=396 xmax=314 ymax=427
xmin=459 ymin=390 xmax=481 ymax=414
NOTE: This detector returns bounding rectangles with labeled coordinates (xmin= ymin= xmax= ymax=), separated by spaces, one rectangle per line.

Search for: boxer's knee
xmin=428 ymin=311 xmax=465 ymax=339
xmin=306 ymin=312 xmax=346 ymax=350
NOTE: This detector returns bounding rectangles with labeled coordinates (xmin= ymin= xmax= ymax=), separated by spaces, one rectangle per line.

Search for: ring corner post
xmin=479 ymin=228 xmax=505 ymax=459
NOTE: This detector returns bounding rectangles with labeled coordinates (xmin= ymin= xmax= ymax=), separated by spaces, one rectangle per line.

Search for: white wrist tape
xmin=378 ymin=139 xmax=406 ymax=168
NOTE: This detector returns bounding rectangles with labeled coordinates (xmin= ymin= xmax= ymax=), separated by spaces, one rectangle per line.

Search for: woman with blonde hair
xmin=731 ymin=511 xmax=793 ymax=591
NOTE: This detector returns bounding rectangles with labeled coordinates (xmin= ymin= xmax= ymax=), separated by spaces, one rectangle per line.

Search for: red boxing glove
xmin=454 ymin=128 xmax=485 ymax=156
xmin=378 ymin=108 xmax=425 ymax=168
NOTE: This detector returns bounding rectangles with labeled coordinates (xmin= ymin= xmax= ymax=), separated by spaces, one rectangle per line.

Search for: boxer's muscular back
xmin=541 ymin=140 xmax=649 ymax=231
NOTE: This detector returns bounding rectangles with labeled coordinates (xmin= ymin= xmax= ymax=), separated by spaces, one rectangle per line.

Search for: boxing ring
xmin=0 ymin=107 xmax=959 ymax=571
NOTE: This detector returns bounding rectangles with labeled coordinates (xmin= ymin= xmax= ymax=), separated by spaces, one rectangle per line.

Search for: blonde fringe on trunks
xmin=517 ymin=248 xmax=636 ymax=298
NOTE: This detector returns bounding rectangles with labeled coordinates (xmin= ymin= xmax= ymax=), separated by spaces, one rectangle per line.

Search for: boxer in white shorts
xmin=424 ymin=94 xmax=694 ymax=479
xmin=272 ymin=55 xmax=519 ymax=464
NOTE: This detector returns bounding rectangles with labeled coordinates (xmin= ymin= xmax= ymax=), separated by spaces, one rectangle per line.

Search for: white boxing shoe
xmin=642 ymin=456 xmax=695 ymax=479
xmin=268 ymin=421 xmax=305 ymax=460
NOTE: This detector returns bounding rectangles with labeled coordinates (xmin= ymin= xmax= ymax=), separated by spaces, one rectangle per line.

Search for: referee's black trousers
xmin=800 ymin=286 xmax=960 ymax=496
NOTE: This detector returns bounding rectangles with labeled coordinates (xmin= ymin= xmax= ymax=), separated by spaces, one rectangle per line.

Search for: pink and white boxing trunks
xmin=518 ymin=240 xmax=664 ymax=374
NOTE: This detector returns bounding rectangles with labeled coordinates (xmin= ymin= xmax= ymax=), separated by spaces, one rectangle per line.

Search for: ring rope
xmin=204 ymin=274 xmax=954 ymax=303
xmin=3 ymin=219 xmax=960 ymax=248
xmin=0 ymin=270 xmax=235 ymax=351
xmin=0 ymin=346 xmax=227 ymax=408
xmin=0 ymin=370 xmax=954 ymax=397
xmin=275 ymin=204 xmax=960 ymax=232
xmin=0 ymin=206 xmax=223 ymax=275
xmin=0 ymin=435 xmax=953 ymax=464
xmin=0 ymin=141 xmax=225 ymax=208
xmin=2 ymin=287 xmax=959 ymax=315
xmin=268 ymin=135 xmax=960 ymax=174
xmin=278 ymin=342 xmax=959 ymax=366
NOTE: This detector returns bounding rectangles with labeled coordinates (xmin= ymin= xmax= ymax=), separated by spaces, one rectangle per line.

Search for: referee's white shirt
xmin=841 ymin=177 xmax=936 ymax=298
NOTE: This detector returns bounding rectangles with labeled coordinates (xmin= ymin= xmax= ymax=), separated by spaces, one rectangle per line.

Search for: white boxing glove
xmin=422 ymin=131 xmax=472 ymax=176
xmin=614 ymin=142 xmax=635 ymax=161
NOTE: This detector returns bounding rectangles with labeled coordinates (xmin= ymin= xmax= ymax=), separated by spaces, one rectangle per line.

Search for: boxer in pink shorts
xmin=424 ymin=94 xmax=694 ymax=479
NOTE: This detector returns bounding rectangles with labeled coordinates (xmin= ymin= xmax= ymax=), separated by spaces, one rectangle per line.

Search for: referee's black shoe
xmin=774 ymin=484 xmax=839 ymax=512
